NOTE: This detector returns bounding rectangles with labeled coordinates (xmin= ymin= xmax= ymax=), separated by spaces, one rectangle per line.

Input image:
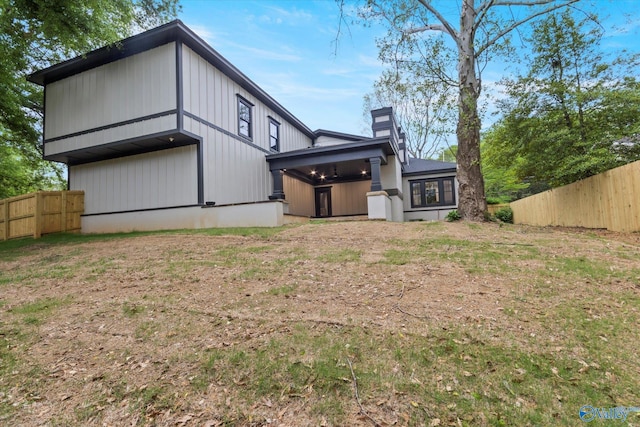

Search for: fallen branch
xmin=394 ymin=304 xmax=429 ymax=319
xmin=346 ymin=358 xmax=381 ymax=427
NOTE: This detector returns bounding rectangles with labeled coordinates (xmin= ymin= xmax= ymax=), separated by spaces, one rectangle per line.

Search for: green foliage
xmin=432 ymin=145 xmax=457 ymax=162
xmin=445 ymin=209 xmax=461 ymax=222
xmin=0 ymin=0 xmax=180 ymax=198
xmin=363 ymin=68 xmax=455 ymax=159
xmin=493 ymin=206 xmax=514 ymax=224
xmin=352 ymin=0 xmax=579 ymax=221
xmin=487 ymin=10 xmax=640 ymax=191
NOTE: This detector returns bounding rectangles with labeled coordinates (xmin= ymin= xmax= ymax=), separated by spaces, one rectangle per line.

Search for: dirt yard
xmin=1 ymin=221 xmax=639 ymax=426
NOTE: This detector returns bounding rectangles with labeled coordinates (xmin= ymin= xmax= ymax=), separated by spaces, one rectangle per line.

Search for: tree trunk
xmin=456 ymin=0 xmax=486 ymax=221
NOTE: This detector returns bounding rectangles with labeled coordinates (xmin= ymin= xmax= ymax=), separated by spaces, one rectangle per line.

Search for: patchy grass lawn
xmin=1 ymin=221 xmax=639 ymax=426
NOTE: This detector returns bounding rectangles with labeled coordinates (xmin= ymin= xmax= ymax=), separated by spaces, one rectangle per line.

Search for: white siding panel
xmin=70 ymin=145 xmax=197 ymax=215
xmin=44 ymin=114 xmax=177 ymax=156
xmin=45 ymin=43 xmax=177 ymax=139
xmin=315 ymin=136 xmax=362 ymax=147
xmin=184 ymin=117 xmax=272 ymax=205
xmin=181 ymin=46 xmax=312 ymax=153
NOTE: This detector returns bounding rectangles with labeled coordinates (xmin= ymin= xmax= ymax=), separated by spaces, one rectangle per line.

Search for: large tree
xmin=363 ymin=66 xmax=455 ymax=160
xmin=349 ymin=0 xmax=579 ymax=220
xmin=0 ymin=0 xmax=180 ymax=198
xmin=487 ymin=10 xmax=640 ymax=190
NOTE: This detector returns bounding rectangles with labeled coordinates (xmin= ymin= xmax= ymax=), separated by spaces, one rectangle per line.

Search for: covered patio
xmin=266 ymin=137 xmax=403 ymax=220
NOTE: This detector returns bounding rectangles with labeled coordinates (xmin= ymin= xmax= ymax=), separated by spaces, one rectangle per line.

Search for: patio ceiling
xmin=266 ymin=138 xmax=394 ymax=185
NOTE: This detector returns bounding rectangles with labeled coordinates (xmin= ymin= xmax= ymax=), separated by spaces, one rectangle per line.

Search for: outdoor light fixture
xmin=168 ymin=137 xmax=175 ymax=142
xmin=320 ymin=174 xmax=326 ymax=180
xmin=361 ymin=170 xmax=367 ymax=175
xmin=310 ymin=170 xmax=316 ymax=176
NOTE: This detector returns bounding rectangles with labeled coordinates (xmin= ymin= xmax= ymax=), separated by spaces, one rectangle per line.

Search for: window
xmin=237 ymin=96 xmax=253 ymax=139
xmin=269 ymin=118 xmax=280 ymax=152
xmin=410 ymin=177 xmax=456 ymax=208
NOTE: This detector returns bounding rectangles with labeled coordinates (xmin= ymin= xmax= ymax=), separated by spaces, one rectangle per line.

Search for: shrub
xmin=486 ymin=197 xmax=503 ymax=205
xmin=494 ymin=206 xmax=514 ymax=223
xmin=445 ymin=209 xmax=461 ymax=222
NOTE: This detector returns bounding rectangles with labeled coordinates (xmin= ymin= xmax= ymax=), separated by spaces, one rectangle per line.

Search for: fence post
xmin=61 ymin=191 xmax=68 ymax=233
xmin=1 ymin=200 xmax=7 ymax=241
xmin=34 ymin=192 xmax=42 ymax=239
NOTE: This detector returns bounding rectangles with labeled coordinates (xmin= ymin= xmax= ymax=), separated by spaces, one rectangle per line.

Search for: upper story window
xmin=269 ymin=118 xmax=280 ymax=152
xmin=410 ymin=177 xmax=456 ymax=208
xmin=237 ymin=96 xmax=253 ymax=139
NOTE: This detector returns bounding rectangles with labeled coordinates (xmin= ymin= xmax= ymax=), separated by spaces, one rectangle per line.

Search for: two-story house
xmin=28 ymin=20 xmax=457 ymax=233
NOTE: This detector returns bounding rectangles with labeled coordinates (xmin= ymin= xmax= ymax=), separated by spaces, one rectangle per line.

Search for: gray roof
xmin=403 ymin=158 xmax=457 ymax=175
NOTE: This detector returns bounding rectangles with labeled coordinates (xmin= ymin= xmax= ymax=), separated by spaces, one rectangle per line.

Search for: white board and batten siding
xmin=71 ymin=146 xmax=198 ymax=215
xmin=44 ymin=43 xmax=177 ymax=156
xmin=181 ymin=46 xmax=313 ymax=204
xmin=184 ymin=116 xmax=273 ymax=205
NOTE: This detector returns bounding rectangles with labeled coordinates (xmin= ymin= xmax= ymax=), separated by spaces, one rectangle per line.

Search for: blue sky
xmin=178 ymin=0 xmax=640 ymax=139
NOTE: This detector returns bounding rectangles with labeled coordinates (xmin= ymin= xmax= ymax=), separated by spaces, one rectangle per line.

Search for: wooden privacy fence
xmin=510 ymin=161 xmax=640 ymax=232
xmin=0 ymin=191 xmax=84 ymax=241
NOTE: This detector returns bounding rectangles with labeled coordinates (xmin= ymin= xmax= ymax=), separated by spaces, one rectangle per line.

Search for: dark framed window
xmin=269 ymin=118 xmax=280 ymax=152
xmin=410 ymin=177 xmax=456 ymax=208
xmin=237 ymin=96 xmax=253 ymax=139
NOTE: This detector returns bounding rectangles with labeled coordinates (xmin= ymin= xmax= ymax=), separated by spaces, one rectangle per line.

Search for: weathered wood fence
xmin=510 ymin=161 xmax=640 ymax=232
xmin=0 ymin=191 xmax=84 ymax=241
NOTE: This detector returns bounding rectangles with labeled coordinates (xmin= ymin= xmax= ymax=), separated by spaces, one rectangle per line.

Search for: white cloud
xmin=262 ymin=5 xmax=314 ymax=24
xmin=357 ymin=54 xmax=384 ymax=69
xmin=224 ymin=41 xmax=302 ymax=62
xmin=186 ymin=23 xmax=220 ymax=46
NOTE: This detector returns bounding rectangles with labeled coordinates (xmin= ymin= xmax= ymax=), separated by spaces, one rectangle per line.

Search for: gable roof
xmin=28 ymin=20 xmax=315 ymax=139
xmin=403 ymin=157 xmax=457 ymax=175
xmin=313 ymin=129 xmax=370 ymax=142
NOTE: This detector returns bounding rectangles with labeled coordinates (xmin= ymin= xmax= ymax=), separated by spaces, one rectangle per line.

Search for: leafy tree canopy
xmin=346 ymin=0 xmax=579 ymax=220
xmin=0 ymin=0 xmax=180 ymax=199
xmin=363 ymin=69 xmax=455 ymax=160
xmin=485 ymin=9 xmax=640 ymax=191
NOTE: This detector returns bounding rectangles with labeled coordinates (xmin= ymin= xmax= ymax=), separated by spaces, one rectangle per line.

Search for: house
xmin=28 ymin=20 xmax=457 ymax=233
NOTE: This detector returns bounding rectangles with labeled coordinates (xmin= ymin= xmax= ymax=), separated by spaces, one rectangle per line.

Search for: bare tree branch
xmin=492 ymin=0 xmax=566 ymax=6
xmin=346 ymin=358 xmax=381 ymax=427
xmin=405 ymin=23 xmax=451 ymax=36
xmin=332 ymin=0 xmax=352 ymax=57
xmin=475 ymin=0 xmax=497 ymax=31
xmin=475 ymin=0 xmax=581 ymax=57
xmin=416 ymin=0 xmax=459 ymax=40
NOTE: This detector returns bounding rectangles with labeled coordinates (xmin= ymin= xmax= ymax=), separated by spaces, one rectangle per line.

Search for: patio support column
xmin=269 ymin=169 xmax=285 ymax=200
xmin=369 ymin=157 xmax=382 ymax=191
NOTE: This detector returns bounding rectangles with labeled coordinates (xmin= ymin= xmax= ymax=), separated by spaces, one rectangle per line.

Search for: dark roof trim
xmin=402 ymin=158 xmax=457 ymax=176
xmin=314 ymin=129 xmax=370 ymax=142
xmin=28 ymin=20 xmax=315 ymax=140
xmin=47 ymin=129 xmax=198 ymax=165
xmin=266 ymin=138 xmax=394 ymax=171
xmin=267 ymin=137 xmax=393 ymax=161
